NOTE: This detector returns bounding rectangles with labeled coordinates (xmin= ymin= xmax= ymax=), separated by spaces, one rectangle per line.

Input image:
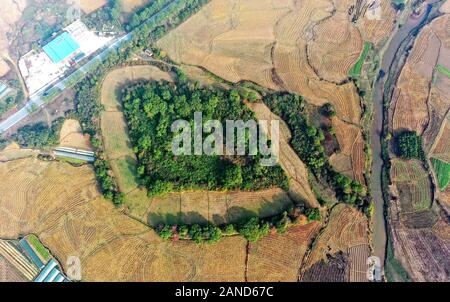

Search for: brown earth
xmin=300 ymin=204 xmax=370 ymax=281
xmin=59 ymin=119 xmax=92 ymax=151
xmin=387 ymin=11 xmax=450 ymax=282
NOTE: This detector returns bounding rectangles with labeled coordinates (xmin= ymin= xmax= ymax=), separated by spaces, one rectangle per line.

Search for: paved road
xmin=0 ymin=0 xmax=183 ymax=133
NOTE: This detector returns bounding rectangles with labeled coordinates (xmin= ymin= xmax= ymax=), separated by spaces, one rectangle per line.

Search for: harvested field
xmin=77 ymin=0 xmax=107 ymax=14
xmin=300 ymin=204 xmax=369 ymax=280
xmin=247 ymin=222 xmax=322 ymax=282
xmin=246 ymin=102 xmax=319 ymax=208
xmin=0 ymin=0 xmax=26 ymax=56
xmin=390 ymin=159 xmax=433 ymax=212
xmin=0 ymin=152 xmax=321 ymax=281
xmin=429 ymin=113 xmax=450 ymax=162
xmin=301 ymin=252 xmax=349 ymax=282
xmin=146 ymin=189 xmax=294 ymax=227
xmin=348 ymin=244 xmax=370 ymax=282
xmin=332 ymin=117 xmax=366 ymax=183
xmin=392 ymin=15 xmax=450 ymax=137
xmin=0 ymin=255 xmax=27 ymax=282
xmin=157 ymin=0 xmax=391 ymax=181
xmin=59 ymin=119 xmax=92 ymax=151
xmin=100 ymin=65 xmax=173 ymax=197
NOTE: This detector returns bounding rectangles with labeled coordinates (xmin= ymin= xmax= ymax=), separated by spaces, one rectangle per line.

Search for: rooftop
xmin=43 ymin=32 xmax=80 ymax=63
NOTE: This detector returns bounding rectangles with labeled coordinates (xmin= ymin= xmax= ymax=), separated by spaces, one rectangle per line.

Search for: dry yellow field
xmin=247 ymin=221 xmax=322 ymax=281
xmin=100 ymin=65 xmax=173 ymax=195
xmin=0 ymin=151 xmax=323 ymax=281
xmin=59 ymin=119 xmax=92 ymax=150
xmin=146 ymin=188 xmax=294 ymax=227
xmin=392 ymin=15 xmax=450 ymax=139
xmin=76 ymin=0 xmax=107 ymax=14
xmin=158 ymin=0 xmax=395 ymax=183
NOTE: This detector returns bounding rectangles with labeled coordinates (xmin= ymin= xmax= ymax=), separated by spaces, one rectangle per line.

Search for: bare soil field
xmin=77 ymin=0 xmax=107 ymax=14
xmin=0 ymin=0 xmax=26 ymax=57
xmin=391 ymin=15 xmax=450 ymax=141
xmin=0 ymin=151 xmax=322 ymax=281
xmin=59 ymin=119 xmax=92 ymax=150
xmin=146 ymin=188 xmax=294 ymax=227
xmin=0 ymin=59 xmax=10 ymax=77
xmin=390 ymin=159 xmax=432 ymax=212
xmin=441 ymin=0 xmax=450 ymax=13
xmin=300 ymin=204 xmax=369 ymax=281
xmin=387 ymin=11 xmax=450 ymax=282
xmin=158 ymin=0 xmax=396 ymax=183
xmin=247 ymin=221 xmax=322 ymax=281
xmin=389 ymin=201 xmax=450 ymax=281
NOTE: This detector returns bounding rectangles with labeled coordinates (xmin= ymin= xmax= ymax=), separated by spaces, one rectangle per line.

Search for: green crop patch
xmin=349 ymin=41 xmax=372 ymax=78
xmin=431 ymin=158 xmax=450 ymax=191
xmin=436 ymin=64 xmax=450 ymax=79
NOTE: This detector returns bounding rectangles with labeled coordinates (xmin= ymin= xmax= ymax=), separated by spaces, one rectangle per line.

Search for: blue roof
xmin=43 ymin=32 xmax=80 ymax=63
xmin=34 ymin=259 xmax=57 ymax=282
xmin=19 ymin=238 xmax=44 ymax=269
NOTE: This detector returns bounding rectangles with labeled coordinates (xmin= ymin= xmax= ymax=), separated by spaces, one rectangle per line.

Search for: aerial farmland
xmin=0 ymin=0 xmax=449 ymax=288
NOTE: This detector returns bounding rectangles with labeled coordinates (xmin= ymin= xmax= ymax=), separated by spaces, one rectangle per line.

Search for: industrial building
xmin=19 ymin=20 xmax=114 ymax=95
xmin=43 ymin=32 xmax=81 ymax=64
xmin=53 ymin=146 xmax=96 ymax=162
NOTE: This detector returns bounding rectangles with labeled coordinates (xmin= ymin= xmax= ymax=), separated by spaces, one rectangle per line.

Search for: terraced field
xmin=158 ymin=0 xmax=397 ymax=183
xmin=0 ymin=151 xmax=327 ymax=281
xmin=387 ymin=8 xmax=450 ymax=281
xmin=391 ymin=159 xmax=433 ymax=212
xmin=300 ymin=204 xmax=369 ymax=281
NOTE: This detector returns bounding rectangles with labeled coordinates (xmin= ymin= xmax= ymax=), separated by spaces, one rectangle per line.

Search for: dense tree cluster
xmin=122 ymin=78 xmax=288 ymax=196
xmin=83 ymin=0 xmax=122 ymax=32
xmin=395 ymin=131 xmax=425 ymax=160
xmin=93 ymin=159 xmax=124 ymax=206
xmin=13 ymin=118 xmax=64 ymax=149
xmin=320 ymin=103 xmax=336 ymax=118
xmin=263 ymin=92 xmax=368 ymax=210
xmin=156 ymin=203 xmax=317 ymax=243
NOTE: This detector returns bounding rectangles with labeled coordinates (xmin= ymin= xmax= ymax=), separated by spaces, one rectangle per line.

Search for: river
xmin=370 ymin=0 xmax=443 ymax=268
